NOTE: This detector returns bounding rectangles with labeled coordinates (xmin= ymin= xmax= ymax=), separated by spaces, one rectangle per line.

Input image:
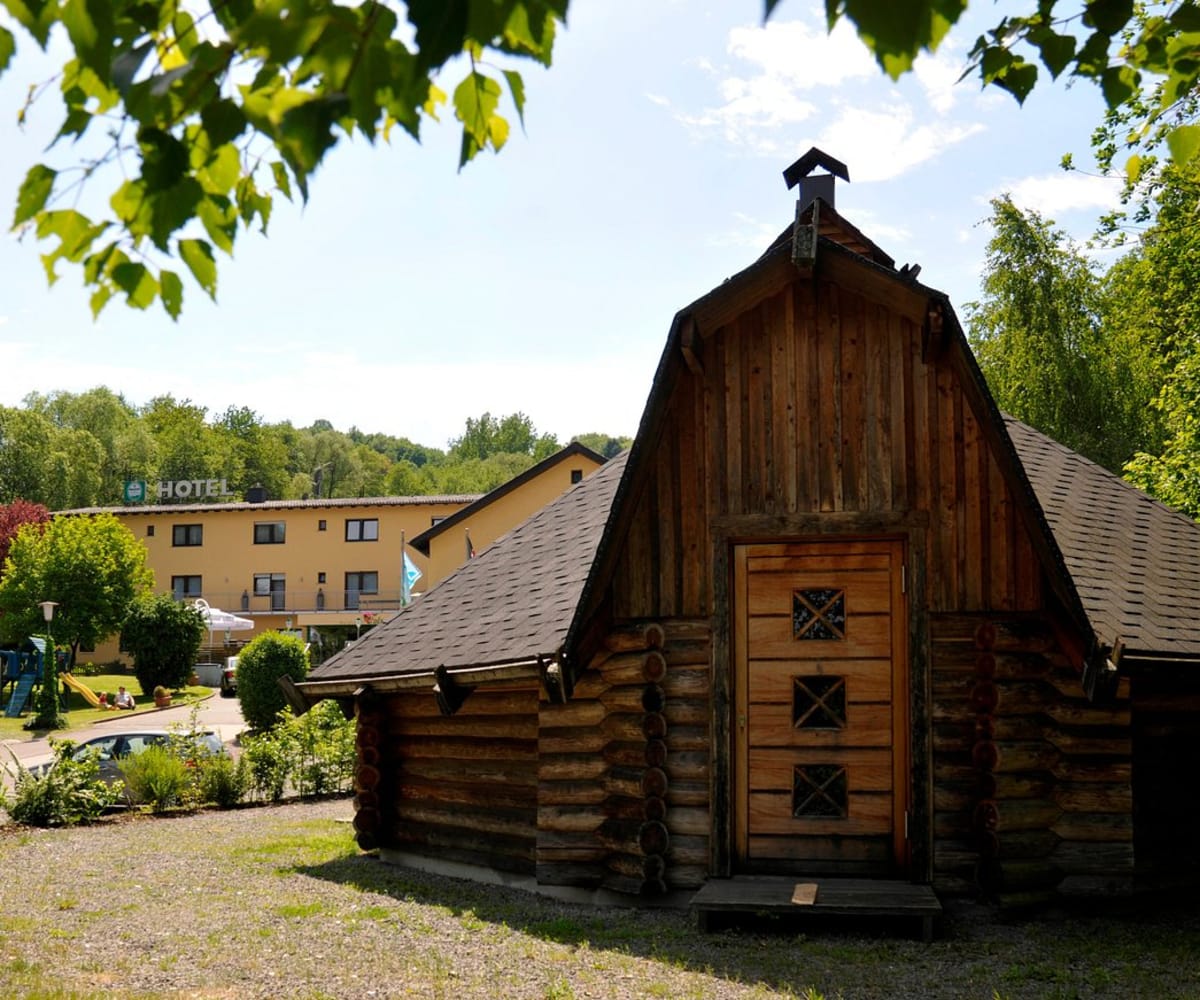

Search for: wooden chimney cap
xmin=783 ymin=147 xmax=850 ymax=190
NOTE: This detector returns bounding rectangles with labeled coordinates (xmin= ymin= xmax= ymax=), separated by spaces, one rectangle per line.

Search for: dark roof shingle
xmin=1007 ymin=416 xmax=1200 ymax=659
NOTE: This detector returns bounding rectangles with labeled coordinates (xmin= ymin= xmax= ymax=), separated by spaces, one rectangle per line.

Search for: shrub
xmin=196 ymin=754 xmax=250 ymax=808
xmin=119 ymin=745 xmax=192 ymax=812
xmin=236 ymin=631 xmax=309 ymax=732
xmin=240 ymin=732 xmax=289 ymax=802
xmin=122 ymin=594 xmax=205 ymax=697
xmin=240 ymin=701 xmax=355 ymax=802
xmin=5 ymin=741 xmax=123 ymax=826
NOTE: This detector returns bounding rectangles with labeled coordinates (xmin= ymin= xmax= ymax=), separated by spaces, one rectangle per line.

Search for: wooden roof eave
xmin=294 ymin=656 xmax=550 ymax=702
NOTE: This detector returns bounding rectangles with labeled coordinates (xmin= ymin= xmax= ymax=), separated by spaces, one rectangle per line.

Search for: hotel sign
xmin=123 ymin=479 xmax=235 ymax=503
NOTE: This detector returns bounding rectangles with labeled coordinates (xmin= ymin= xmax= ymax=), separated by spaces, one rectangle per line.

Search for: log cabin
xmin=296 ymin=150 xmax=1200 ymax=923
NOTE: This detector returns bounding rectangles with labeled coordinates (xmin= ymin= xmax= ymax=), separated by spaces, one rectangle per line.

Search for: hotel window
xmin=146 ymin=525 xmax=155 ymax=537
xmin=172 ymin=524 xmax=203 ymax=547
xmin=254 ymin=521 xmax=286 ymax=544
xmin=345 ymin=518 xmax=379 ymax=542
xmin=318 ymin=520 xmax=327 ymax=531
xmin=344 ymin=571 xmax=378 ymax=609
xmin=254 ymin=573 xmax=286 ymax=610
xmin=570 ymin=469 xmax=583 ymax=484
xmin=172 ymin=575 xmax=202 ymax=600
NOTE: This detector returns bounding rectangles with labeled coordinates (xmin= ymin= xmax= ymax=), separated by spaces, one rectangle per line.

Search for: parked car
xmin=220 ymin=656 xmax=238 ymax=697
xmin=32 ymin=729 xmax=226 ymax=785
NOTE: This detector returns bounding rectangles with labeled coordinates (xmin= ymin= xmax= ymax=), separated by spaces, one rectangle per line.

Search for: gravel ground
xmin=0 ymin=798 xmax=1197 ymax=1000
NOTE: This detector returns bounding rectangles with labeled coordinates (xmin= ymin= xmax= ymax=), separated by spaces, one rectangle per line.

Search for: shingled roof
xmin=1007 ymin=416 xmax=1200 ymax=662
xmin=304 ymin=451 xmax=629 ymax=687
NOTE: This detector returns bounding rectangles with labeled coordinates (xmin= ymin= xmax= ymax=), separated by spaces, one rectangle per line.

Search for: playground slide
xmin=60 ymin=673 xmax=103 ymax=708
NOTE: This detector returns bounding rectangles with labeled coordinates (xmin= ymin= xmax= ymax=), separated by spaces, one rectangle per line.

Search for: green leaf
xmin=1166 ymin=124 xmax=1200 ymax=164
xmin=995 ymin=61 xmax=1038 ymax=104
xmin=502 ymin=69 xmax=526 ymax=130
xmin=1029 ymin=27 xmax=1075 ymax=79
xmin=1084 ymin=0 xmax=1133 ymax=35
xmin=13 ymin=164 xmax=56 ymax=228
xmin=199 ymin=143 xmax=241 ymax=196
xmin=60 ymin=0 xmax=115 ymax=78
xmin=406 ymin=0 xmax=468 ymax=73
xmin=159 ymin=268 xmax=183 ymax=320
xmin=137 ymin=128 xmax=188 ymax=191
xmin=200 ymin=99 xmax=247 ymax=149
xmin=196 ymin=195 xmax=237 ymax=253
xmin=0 ymin=25 xmax=15 ymax=73
xmin=179 ymin=238 xmax=217 ymax=299
xmin=1100 ymin=65 xmax=1136 ymax=108
xmin=453 ymin=69 xmax=502 ymax=164
xmin=2 ymin=0 xmax=56 ymax=47
xmin=1124 ymin=153 xmax=1142 ymax=183
xmin=111 ymin=261 xmax=158 ymax=309
xmin=277 ymin=95 xmax=347 ymax=178
xmin=270 ymin=161 xmax=293 ymax=201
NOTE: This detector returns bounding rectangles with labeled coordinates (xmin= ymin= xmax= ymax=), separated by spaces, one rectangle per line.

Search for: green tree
xmin=1113 ymin=162 xmax=1200 ymax=516
xmin=571 ymin=433 xmax=631 ymax=459
xmin=141 ymin=395 xmax=235 ymax=487
xmin=216 ymin=405 xmax=290 ymax=500
xmin=0 ymin=513 xmax=153 ymax=662
xmin=4 ymin=0 xmax=565 ymax=317
xmin=122 ymin=592 xmax=206 ymax=697
xmin=449 ymin=412 xmax=558 ymax=461
xmin=965 ymin=195 xmax=1157 ymax=473
xmin=0 ymin=499 xmax=50 ymax=577
xmin=235 ymin=631 xmax=309 ymax=733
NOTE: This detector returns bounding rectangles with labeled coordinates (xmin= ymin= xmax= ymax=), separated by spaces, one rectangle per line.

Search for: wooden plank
xmin=797 ymin=280 xmax=818 ymax=511
xmin=657 ymin=428 xmax=679 ymax=617
xmin=748 ymin=702 xmax=892 ymax=746
xmin=746 ymin=570 xmax=892 ymax=615
xmin=747 ymin=659 xmax=893 ymax=704
xmin=726 ymin=317 xmax=744 ymax=516
xmin=679 ymin=377 xmax=706 ymax=616
xmin=897 ymin=313 xmax=916 ymax=510
xmin=748 ymin=747 xmax=893 ymax=790
xmin=792 ymin=882 xmax=818 ymax=905
xmin=779 ymin=283 xmax=799 ymax=513
xmin=841 ymin=289 xmax=868 ymax=511
xmin=745 ymin=614 xmax=892 ymax=658
xmin=963 ymin=402 xmax=984 ymax=610
xmin=744 ymin=306 xmax=767 ymax=513
xmin=866 ymin=301 xmax=891 ymax=511
xmin=748 ymin=789 xmax=892 ymax=834
xmin=733 ymin=543 xmax=750 ymax=861
xmin=817 ymin=280 xmax=843 ymax=512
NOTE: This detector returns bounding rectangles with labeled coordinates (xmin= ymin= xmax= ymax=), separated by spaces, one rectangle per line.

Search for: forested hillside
xmin=0 ymin=389 xmax=631 ymax=510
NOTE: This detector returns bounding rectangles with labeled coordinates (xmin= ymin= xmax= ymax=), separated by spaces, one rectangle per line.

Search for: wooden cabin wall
xmin=612 ymin=269 xmax=1044 ymax=623
xmin=930 ymin=614 xmax=1133 ymax=901
xmin=537 ymin=620 xmax=713 ymax=894
xmin=601 ymin=262 xmax=1132 ymax=897
xmin=381 ymin=685 xmax=539 ymax=874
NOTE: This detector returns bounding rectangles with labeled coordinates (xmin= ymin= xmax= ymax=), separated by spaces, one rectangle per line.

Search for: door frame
xmin=708 ymin=515 xmax=932 ymax=882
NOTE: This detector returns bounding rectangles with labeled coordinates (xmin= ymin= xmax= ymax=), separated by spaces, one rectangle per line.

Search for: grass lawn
xmin=0 ymin=673 xmax=213 ymax=739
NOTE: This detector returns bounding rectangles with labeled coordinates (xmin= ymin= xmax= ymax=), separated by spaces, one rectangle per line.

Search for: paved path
xmin=1 ymin=690 xmax=247 ymax=776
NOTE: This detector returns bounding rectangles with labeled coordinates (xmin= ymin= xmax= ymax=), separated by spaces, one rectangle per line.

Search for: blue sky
xmin=0 ymin=1 xmax=1122 ymax=450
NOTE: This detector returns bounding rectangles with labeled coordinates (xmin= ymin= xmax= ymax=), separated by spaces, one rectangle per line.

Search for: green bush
xmin=119 ymin=744 xmax=192 ymax=812
xmin=122 ymin=594 xmax=205 ymax=697
xmin=240 ymin=701 xmax=355 ymax=802
xmin=236 ymin=631 xmax=309 ymax=732
xmin=196 ymin=754 xmax=250 ymax=808
xmin=5 ymin=741 xmax=123 ymax=826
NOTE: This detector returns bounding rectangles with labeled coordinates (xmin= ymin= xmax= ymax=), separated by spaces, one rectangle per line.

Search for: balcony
xmin=176 ymin=588 xmax=409 ymax=616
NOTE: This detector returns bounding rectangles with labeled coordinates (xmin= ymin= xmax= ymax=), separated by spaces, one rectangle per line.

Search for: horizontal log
xmin=661 ymin=618 xmax=711 ymax=644
xmin=664 ymin=864 xmax=709 ymax=891
xmin=391 ymin=800 xmax=537 ymax=840
xmin=605 ymin=766 xmax=646 ymax=799
xmin=393 ymin=735 xmax=537 ymax=761
xmin=537 ymin=805 xmax=605 ymax=833
xmin=539 ymin=730 xmax=606 ymax=754
xmin=1044 ymin=731 xmax=1131 ymax=756
xmin=994 ymin=859 xmax=1063 ymax=892
xmin=1051 ymin=812 xmax=1133 ymax=843
xmin=662 ymin=725 xmax=709 ymax=752
xmin=600 ymin=686 xmax=657 ymax=713
xmin=1049 ymin=840 xmax=1134 ymax=875
xmin=1056 ymin=873 xmax=1135 ymax=897
xmin=537 ymin=756 xmax=607 ymax=782
xmin=391 ymin=715 xmax=538 ymax=739
xmin=1055 ymin=784 xmax=1132 ymax=813
xmin=385 ymin=688 xmax=538 ymax=718
xmin=397 ymin=777 xmax=535 ymax=812
xmin=537 ymin=699 xmax=607 ymax=727
xmin=604 ymin=622 xmax=666 ymax=653
xmin=666 ymin=805 xmax=710 ymax=837
xmin=604 ymin=741 xmax=653 ymax=769
xmin=663 ymin=668 xmax=710 ymax=699
xmin=665 ymin=779 xmax=709 ymax=808
xmin=596 ymin=653 xmax=655 ymax=687
xmin=663 ymin=751 xmax=710 ymax=784
xmin=535 ymin=861 xmax=603 ymax=887
xmin=993 ymin=798 xmax=1063 ymax=833
xmin=664 ymin=833 xmax=710 ymax=867
xmin=606 ymin=852 xmax=667 ymax=882
xmin=537 ymin=779 xmax=606 ymax=807
xmin=392 ymin=821 xmax=534 ymax=870
xmin=664 ymin=701 xmax=708 ymax=726
xmin=399 ymin=757 xmax=536 ymax=787
xmin=930 ymin=614 xmax=1056 ymax=651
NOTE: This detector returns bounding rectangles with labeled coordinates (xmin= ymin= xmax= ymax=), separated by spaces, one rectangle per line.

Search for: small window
xmin=146 ymin=525 xmax=155 ymax=537
xmin=172 ymin=524 xmax=203 ymax=547
xmin=570 ymin=469 xmax=583 ymax=484
xmin=317 ymin=572 xmax=326 ymax=584
xmin=172 ymin=575 xmax=202 ymax=599
xmin=431 ymin=516 xmax=445 ymax=527
xmin=345 ymin=518 xmax=379 ymax=542
xmin=254 ymin=521 xmax=286 ymax=544
xmin=318 ymin=520 xmax=327 ymax=531
xmin=253 ymin=573 xmax=286 ymax=610
xmin=344 ymin=571 xmax=379 ymax=609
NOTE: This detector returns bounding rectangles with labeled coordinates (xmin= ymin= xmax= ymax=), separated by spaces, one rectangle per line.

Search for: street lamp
xmin=32 ymin=600 xmax=63 ymax=730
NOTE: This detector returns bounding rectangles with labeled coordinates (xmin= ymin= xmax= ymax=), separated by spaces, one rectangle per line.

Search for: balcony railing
xmin=175 ymin=588 xmax=410 ymax=615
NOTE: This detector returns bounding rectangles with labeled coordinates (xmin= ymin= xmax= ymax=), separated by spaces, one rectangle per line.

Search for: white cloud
xmin=705 ymin=211 xmax=786 ymax=251
xmin=912 ymin=46 xmax=969 ymax=115
xmin=725 ymin=18 xmax=878 ymax=91
xmin=995 ymin=172 xmax=1123 ymax=217
xmin=815 ymin=105 xmax=984 ymax=181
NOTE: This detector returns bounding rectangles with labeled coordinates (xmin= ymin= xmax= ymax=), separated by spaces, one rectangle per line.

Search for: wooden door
xmin=732 ymin=538 xmax=909 ymax=875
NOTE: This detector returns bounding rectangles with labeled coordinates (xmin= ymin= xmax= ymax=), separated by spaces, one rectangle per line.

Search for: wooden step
xmin=691 ymin=876 xmax=942 ymax=941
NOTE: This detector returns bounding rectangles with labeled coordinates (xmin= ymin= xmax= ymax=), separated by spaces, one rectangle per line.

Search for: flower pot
xmin=154 ymin=694 xmax=172 ymax=708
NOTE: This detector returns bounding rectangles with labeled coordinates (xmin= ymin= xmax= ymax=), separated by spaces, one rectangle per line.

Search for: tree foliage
xmin=965 ymin=195 xmax=1160 ymax=473
xmin=0 ymin=499 xmax=50 ymax=577
xmin=235 ymin=630 xmax=309 ymax=732
xmin=3 ymin=0 xmax=565 ymax=317
xmin=122 ymin=592 xmax=206 ymax=696
xmin=449 ymin=411 xmax=558 ymax=461
xmin=0 ymin=513 xmax=153 ymax=658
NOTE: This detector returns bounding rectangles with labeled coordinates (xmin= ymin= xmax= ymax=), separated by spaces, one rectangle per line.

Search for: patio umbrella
xmin=192 ymin=598 xmax=254 ymax=637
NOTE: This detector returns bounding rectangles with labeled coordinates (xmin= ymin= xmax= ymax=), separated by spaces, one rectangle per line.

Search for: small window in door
xmin=792 ymin=589 xmax=846 ymax=640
